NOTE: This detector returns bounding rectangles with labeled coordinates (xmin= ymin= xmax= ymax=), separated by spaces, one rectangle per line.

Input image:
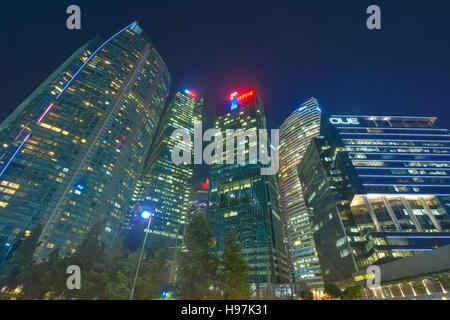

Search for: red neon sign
xmin=201 ymin=178 xmax=210 ymax=190
xmin=185 ymin=89 xmax=197 ymax=99
xmin=237 ymin=90 xmax=254 ymax=101
xmin=116 ymin=134 xmax=128 ymax=150
xmin=229 ymin=90 xmax=255 ymax=102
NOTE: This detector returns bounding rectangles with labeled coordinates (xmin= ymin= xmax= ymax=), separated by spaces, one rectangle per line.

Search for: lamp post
xmin=0 ymin=242 xmax=12 ymax=268
xmin=129 ymin=209 xmax=152 ymax=300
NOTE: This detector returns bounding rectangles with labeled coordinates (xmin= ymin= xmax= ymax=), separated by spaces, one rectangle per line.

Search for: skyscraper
xmin=0 ymin=22 xmax=171 ymax=260
xmin=278 ymin=97 xmax=323 ymax=289
xmin=132 ymin=89 xmax=202 ymax=257
xmin=298 ymin=114 xmax=450 ymax=284
xmin=208 ymin=89 xmax=290 ymax=294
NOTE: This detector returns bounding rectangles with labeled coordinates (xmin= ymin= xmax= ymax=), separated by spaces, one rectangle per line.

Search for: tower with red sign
xmin=207 ymin=88 xmax=290 ymax=294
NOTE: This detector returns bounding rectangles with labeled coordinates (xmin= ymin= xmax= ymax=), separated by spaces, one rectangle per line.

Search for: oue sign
xmin=329 ymin=117 xmax=360 ymax=125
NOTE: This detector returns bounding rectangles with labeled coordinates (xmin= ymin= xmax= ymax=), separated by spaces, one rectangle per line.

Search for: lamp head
xmin=140 ymin=210 xmax=151 ymax=220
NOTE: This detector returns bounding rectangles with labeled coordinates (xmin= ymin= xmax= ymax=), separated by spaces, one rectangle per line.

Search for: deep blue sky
xmin=1 ymin=0 xmax=449 ymax=130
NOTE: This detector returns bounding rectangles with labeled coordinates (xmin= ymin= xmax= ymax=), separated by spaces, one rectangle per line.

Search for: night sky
xmin=1 ymin=0 xmax=449 ymax=182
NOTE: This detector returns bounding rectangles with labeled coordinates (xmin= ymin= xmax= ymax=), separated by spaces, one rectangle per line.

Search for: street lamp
xmin=129 ymin=209 xmax=153 ymax=300
xmin=140 ymin=210 xmax=151 ymax=220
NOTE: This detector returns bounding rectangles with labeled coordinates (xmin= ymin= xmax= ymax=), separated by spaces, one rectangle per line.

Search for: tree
xmin=141 ymin=249 xmax=171 ymax=298
xmin=15 ymin=261 xmax=46 ymax=299
xmin=342 ymin=285 xmax=362 ymax=300
xmin=0 ymin=223 xmax=43 ymax=290
xmin=324 ymin=283 xmax=342 ymax=299
xmin=219 ymin=229 xmax=251 ymax=299
xmin=175 ymin=213 xmax=219 ymax=299
xmin=1 ymin=220 xmax=177 ymax=300
xmin=75 ymin=262 xmax=111 ymax=300
xmin=3 ymin=222 xmax=105 ymax=299
xmin=54 ymin=222 xmax=107 ymax=300
xmin=102 ymin=249 xmax=170 ymax=300
xmin=104 ymin=271 xmax=131 ymax=300
xmin=82 ymin=237 xmax=129 ymax=299
xmin=70 ymin=222 xmax=105 ymax=270
xmin=12 ymin=249 xmax=68 ymax=299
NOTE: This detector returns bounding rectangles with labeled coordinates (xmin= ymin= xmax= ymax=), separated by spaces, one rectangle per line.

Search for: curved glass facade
xmin=278 ymin=97 xmax=323 ymax=288
xmin=0 ymin=22 xmax=171 ymax=259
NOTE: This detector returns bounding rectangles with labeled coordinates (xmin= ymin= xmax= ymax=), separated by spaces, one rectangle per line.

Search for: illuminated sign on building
xmin=201 ymin=178 xmax=209 ymax=190
xmin=353 ymin=272 xmax=374 ymax=283
xmin=229 ymin=89 xmax=255 ymax=110
xmin=229 ymin=92 xmax=238 ymax=100
xmin=237 ymin=90 xmax=254 ymax=102
xmin=329 ymin=117 xmax=360 ymax=125
xmin=184 ymin=89 xmax=197 ymax=99
xmin=116 ymin=133 xmax=129 ymax=151
xmin=230 ymin=91 xmax=238 ymax=110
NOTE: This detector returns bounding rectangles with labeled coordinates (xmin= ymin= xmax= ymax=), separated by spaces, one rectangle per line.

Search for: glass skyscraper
xmin=208 ymin=89 xmax=290 ymax=292
xmin=278 ymin=97 xmax=323 ymax=289
xmin=131 ymin=89 xmax=202 ymax=257
xmin=0 ymin=22 xmax=171 ymax=260
xmin=298 ymin=114 xmax=450 ymax=284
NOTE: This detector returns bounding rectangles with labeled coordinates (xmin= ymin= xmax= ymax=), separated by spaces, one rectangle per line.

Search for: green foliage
xmin=438 ymin=276 xmax=450 ymax=291
xmin=76 ymin=262 xmax=110 ymax=299
xmin=0 ymin=223 xmax=43 ymax=289
xmin=16 ymin=262 xmax=47 ymax=299
xmin=0 ymin=221 xmax=172 ymax=300
xmin=175 ymin=213 xmax=219 ymax=299
xmin=175 ymin=220 xmax=252 ymax=300
xmin=412 ymin=280 xmax=426 ymax=295
xmin=70 ymin=222 xmax=106 ymax=270
xmin=183 ymin=212 xmax=215 ymax=252
xmin=324 ymin=283 xmax=342 ymax=299
xmin=104 ymin=249 xmax=170 ymax=300
xmin=219 ymin=229 xmax=251 ymax=300
xmin=324 ymin=284 xmax=363 ymax=300
xmin=1 ymin=213 xmax=255 ymax=300
xmin=37 ymin=251 xmax=68 ymax=299
xmin=342 ymin=285 xmax=362 ymax=300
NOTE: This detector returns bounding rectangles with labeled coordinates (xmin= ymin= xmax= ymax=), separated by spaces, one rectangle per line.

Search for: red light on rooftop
xmin=184 ymin=89 xmax=197 ymax=99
